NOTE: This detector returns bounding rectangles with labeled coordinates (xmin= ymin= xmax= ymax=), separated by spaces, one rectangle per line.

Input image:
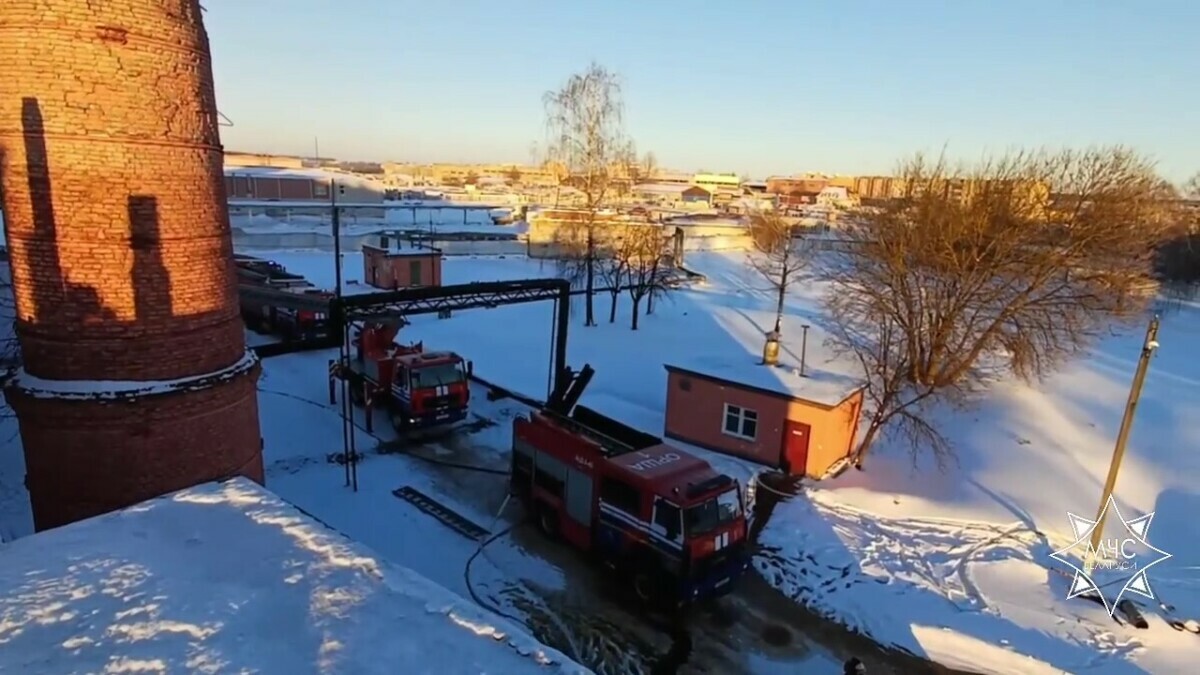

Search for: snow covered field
xmin=252 ymin=249 xmax=1200 ymax=674
xmin=1 ymin=245 xmax=1196 ymax=673
xmin=0 ymin=478 xmax=586 ymax=674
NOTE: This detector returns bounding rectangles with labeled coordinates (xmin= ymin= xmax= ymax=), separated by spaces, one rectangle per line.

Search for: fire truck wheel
xmin=632 ymin=570 xmax=656 ymax=604
xmin=536 ymin=505 xmax=558 ymax=539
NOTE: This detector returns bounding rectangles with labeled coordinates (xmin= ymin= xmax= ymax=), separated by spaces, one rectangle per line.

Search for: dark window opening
xmin=600 ymin=476 xmax=640 ymax=516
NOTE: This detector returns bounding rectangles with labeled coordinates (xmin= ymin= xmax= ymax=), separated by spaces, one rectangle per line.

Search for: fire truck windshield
xmin=409 ymin=363 xmax=464 ymax=388
xmin=684 ymin=488 xmax=741 ymax=536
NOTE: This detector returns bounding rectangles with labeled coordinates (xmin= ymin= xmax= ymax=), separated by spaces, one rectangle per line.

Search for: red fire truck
xmin=235 ymin=255 xmax=332 ymax=340
xmin=334 ymin=320 xmax=471 ymax=431
xmin=511 ymin=404 xmax=749 ymax=606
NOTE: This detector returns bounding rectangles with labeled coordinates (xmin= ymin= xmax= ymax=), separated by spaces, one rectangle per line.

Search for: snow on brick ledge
xmin=6 ymin=349 xmax=260 ymax=401
xmin=0 ymin=478 xmax=590 ymax=675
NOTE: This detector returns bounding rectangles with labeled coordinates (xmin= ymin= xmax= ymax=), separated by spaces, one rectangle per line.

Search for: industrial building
xmin=633 ymin=183 xmax=712 ymax=208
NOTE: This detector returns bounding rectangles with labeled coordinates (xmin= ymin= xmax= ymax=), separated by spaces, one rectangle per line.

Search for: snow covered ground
xmin=2 ymin=244 xmax=1197 ymax=673
xmin=248 ymin=249 xmax=1200 ymax=674
xmin=0 ymin=477 xmax=587 ymax=674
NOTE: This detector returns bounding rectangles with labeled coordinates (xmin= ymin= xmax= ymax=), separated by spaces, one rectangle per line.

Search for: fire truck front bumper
xmin=406 ymin=406 xmax=468 ymax=429
xmin=684 ymin=547 xmax=751 ymax=603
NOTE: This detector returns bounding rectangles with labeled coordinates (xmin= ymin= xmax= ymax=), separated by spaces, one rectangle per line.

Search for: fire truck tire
xmin=390 ymin=413 xmax=409 ymax=433
xmin=536 ymin=504 xmax=558 ymax=539
xmin=632 ymin=570 xmax=656 ymax=604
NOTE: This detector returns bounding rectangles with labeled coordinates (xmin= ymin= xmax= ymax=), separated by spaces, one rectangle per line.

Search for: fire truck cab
xmin=512 ymin=406 xmax=749 ymax=606
xmin=339 ymin=321 xmax=471 ymax=431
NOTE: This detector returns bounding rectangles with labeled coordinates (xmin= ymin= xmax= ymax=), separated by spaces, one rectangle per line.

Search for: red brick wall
xmin=277 ymin=177 xmax=314 ymax=200
xmin=7 ymin=366 xmax=264 ymax=531
xmin=252 ymin=177 xmax=282 ymax=200
xmin=0 ymin=0 xmax=264 ymax=530
xmin=663 ymin=369 xmax=790 ymax=466
xmin=362 ymin=247 xmax=441 ymax=289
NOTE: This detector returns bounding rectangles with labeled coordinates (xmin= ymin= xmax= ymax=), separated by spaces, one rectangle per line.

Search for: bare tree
xmin=1185 ymin=172 xmax=1200 ymax=198
xmin=641 ymin=152 xmax=658 ymax=183
xmin=823 ymin=147 xmax=1177 ymax=470
xmin=599 ymin=241 xmax=629 ymax=323
xmin=621 ymin=225 xmax=672 ymax=330
xmin=543 ymin=63 xmax=634 ymax=327
xmin=748 ymin=209 xmax=813 ymax=335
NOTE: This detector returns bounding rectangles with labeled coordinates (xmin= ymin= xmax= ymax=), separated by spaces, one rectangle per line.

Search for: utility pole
xmin=1084 ymin=314 xmax=1160 ymax=575
xmin=800 ymin=324 xmax=810 ymax=377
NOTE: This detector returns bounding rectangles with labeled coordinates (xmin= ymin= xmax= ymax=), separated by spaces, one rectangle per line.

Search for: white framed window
xmin=722 ymin=403 xmax=758 ymax=440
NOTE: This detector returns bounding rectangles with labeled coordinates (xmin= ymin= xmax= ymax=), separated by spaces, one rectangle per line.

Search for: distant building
xmin=224 ymin=166 xmax=387 ymax=204
xmin=362 ymin=235 xmax=442 ymax=289
xmin=634 ymin=183 xmax=712 ymax=208
xmin=691 ymin=173 xmax=741 ymax=192
xmin=224 ymin=151 xmax=306 ymax=170
xmin=652 ymin=172 xmax=694 ymax=185
xmin=816 ymin=185 xmax=856 ymax=208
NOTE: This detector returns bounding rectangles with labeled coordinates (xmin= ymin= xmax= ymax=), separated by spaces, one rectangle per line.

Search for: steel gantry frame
xmin=330 ymin=278 xmax=572 ymax=392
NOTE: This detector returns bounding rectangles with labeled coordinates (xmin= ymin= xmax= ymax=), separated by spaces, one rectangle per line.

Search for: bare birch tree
xmin=823 ymin=147 xmax=1177 ymax=470
xmin=599 ymin=234 xmax=629 ymax=323
xmin=621 ymin=225 xmax=672 ymax=330
xmin=747 ymin=209 xmax=813 ymax=335
xmin=544 ymin=63 xmax=634 ymax=327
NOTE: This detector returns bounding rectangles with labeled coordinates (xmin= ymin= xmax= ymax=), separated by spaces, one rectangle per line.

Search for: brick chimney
xmin=0 ymin=0 xmax=264 ymax=531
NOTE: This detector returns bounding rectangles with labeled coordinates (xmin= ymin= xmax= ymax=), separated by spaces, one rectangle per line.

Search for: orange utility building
xmin=362 ymin=235 xmax=443 ymax=290
xmin=662 ymin=359 xmax=865 ymax=478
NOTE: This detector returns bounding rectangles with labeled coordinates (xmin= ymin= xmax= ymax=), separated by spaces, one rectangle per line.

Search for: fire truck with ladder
xmin=235 ymin=254 xmax=333 ymax=341
xmin=331 ymin=318 xmax=471 ymax=432
xmin=511 ymin=379 xmax=750 ymax=606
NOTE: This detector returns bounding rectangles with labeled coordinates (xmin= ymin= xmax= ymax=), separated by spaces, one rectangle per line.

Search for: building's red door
xmin=783 ymin=421 xmax=811 ymax=476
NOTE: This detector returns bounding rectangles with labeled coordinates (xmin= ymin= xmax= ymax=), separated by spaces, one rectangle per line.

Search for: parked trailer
xmin=235 ymin=255 xmax=333 ymax=340
xmin=332 ymin=320 xmax=470 ymax=432
xmin=511 ymin=405 xmax=750 ymax=607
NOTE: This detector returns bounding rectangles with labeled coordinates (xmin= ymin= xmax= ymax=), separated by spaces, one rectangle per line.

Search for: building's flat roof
xmin=0 ymin=478 xmax=583 ymax=675
xmin=228 ymin=199 xmax=496 ymax=209
xmin=665 ymin=357 xmax=864 ymax=408
xmin=634 ymin=183 xmax=710 ymax=195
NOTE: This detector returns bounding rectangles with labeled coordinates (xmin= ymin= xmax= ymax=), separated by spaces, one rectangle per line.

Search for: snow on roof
xmin=0 ymin=478 xmax=587 ymax=675
xmin=665 ymin=355 xmax=864 ymax=408
xmin=634 ymin=183 xmax=708 ymax=195
xmin=664 ymin=215 xmax=748 ymax=228
xmin=223 ymin=165 xmax=386 ymax=190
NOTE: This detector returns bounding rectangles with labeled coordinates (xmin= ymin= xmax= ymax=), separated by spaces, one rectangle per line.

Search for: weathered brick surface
xmin=7 ymin=365 xmax=264 ymax=532
xmin=0 ymin=1 xmax=265 ymax=531
xmin=0 ymin=0 xmax=241 ymax=381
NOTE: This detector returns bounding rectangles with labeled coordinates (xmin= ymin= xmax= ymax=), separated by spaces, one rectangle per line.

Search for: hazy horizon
xmin=204 ymin=0 xmax=1197 ymax=183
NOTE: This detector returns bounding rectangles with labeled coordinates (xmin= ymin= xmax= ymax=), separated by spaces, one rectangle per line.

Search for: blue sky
xmin=204 ymin=1 xmax=1197 ymax=182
